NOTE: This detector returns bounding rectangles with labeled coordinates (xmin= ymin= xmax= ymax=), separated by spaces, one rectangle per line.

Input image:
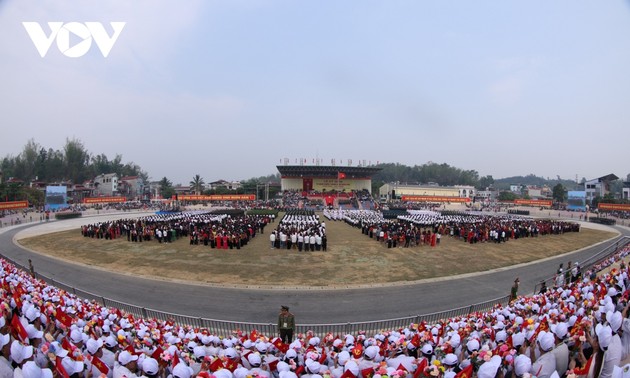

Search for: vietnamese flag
xmin=413 ymin=358 xmax=428 ymax=378
xmin=267 ymin=359 xmax=279 ymax=372
xmin=225 ymin=358 xmax=239 ymax=372
xmin=340 ymin=369 xmax=356 ymax=378
xmin=209 ymin=358 xmax=224 ymax=372
xmin=272 ymin=338 xmax=289 ymax=353
xmin=55 ymin=307 xmax=73 ymax=328
xmin=455 ymin=364 xmax=473 ymax=378
xmin=10 ymin=314 xmax=29 ymax=343
xmin=92 ymin=355 xmax=110 ymax=375
xmin=338 ymin=172 xmax=346 ymax=180
xmin=56 ymin=356 xmax=70 ymax=378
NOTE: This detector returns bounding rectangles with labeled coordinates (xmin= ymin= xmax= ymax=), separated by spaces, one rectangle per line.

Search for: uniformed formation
xmin=323 ymin=209 xmax=580 ymax=249
xmin=269 ymin=211 xmax=327 ymax=251
xmin=80 ymin=211 xmax=274 ymax=250
xmin=1 ymin=242 xmax=630 ymax=377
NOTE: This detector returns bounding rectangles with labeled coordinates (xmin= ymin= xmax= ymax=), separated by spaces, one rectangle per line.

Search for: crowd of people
xmin=80 ymin=211 xmax=274 ymax=250
xmin=269 ymin=211 xmax=327 ymax=252
xmin=1 ymin=239 xmax=630 ymax=378
xmin=325 ymin=210 xmax=581 ymax=249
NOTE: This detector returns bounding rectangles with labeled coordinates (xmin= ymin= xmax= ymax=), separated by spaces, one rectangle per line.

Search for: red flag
xmin=351 ymin=344 xmax=363 ymax=359
xmin=455 ymin=364 xmax=473 ymax=378
xmin=272 ymin=338 xmax=289 ymax=353
xmin=413 ymin=358 xmax=428 ymax=378
xmin=209 ymin=358 xmax=224 ymax=372
xmin=55 ymin=307 xmax=73 ymax=328
xmin=529 ymin=317 xmax=549 ymax=344
xmin=319 ymin=352 xmax=328 ymax=365
xmin=249 ymin=329 xmax=258 ymax=342
xmin=56 ymin=356 xmax=70 ymax=378
xmin=268 ymin=359 xmax=279 ymax=372
xmin=294 ymin=366 xmax=305 ymax=376
xmin=340 ymin=369 xmax=357 ymax=378
xmin=152 ymin=346 xmax=164 ymax=361
xmin=362 ymin=367 xmax=375 ymax=378
xmin=91 ymin=356 xmax=110 ymax=375
xmin=61 ymin=337 xmax=73 ymax=353
xmin=10 ymin=314 xmax=29 ymax=343
xmin=397 ymin=364 xmax=409 ymax=373
xmin=172 ymin=352 xmax=180 ymax=367
xmin=410 ymin=334 xmax=421 ymax=348
xmin=225 ymin=358 xmax=239 ymax=372
xmin=338 ymin=172 xmax=346 ymax=180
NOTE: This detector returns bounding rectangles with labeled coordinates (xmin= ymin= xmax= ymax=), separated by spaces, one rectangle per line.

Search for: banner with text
xmin=598 ymin=203 xmax=630 ymax=212
xmin=0 ymin=201 xmax=29 ymax=210
xmin=402 ymin=195 xmax=471 ymax=203
xmin=83 ymin=197 xmax=127 ymax=204
xmin=514 ymin=199 xmax=553 ymax=207
xmin=178 ymin=194 xmax=256 ymax=201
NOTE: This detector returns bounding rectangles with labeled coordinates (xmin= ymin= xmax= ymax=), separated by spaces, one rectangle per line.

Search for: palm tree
xmin=190 ymin=174 xmax=205 ymax=195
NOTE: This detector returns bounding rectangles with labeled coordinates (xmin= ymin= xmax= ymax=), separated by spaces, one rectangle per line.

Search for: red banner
xmin=514 ymin=199 xmax=552 ymax=207
xmin=402 ymin=195 xmax=470 ymax=203
xmin=82 ymin=197 xmax=127 ymax=204
xmin=598 ymin=203 xmax=630 ymax=211
xmin=0 ymin=201 xmax=28 ymax=210
xmin=178 ymin=194 xmax=256 ymax=201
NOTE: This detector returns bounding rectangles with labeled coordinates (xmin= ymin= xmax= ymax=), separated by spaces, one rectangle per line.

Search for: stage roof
xmin=276 ymin=165 xmax=382 ymax=178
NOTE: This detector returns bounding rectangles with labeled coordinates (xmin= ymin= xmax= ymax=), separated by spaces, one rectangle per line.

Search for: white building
xmin=93 ymin=173 xmax=118 ymax=196
xmin=584 ymin=174 xmax=618 ymax=204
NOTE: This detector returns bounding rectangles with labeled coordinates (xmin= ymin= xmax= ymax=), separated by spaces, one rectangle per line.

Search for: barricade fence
xmin=532 ymin=236 xmax=630 ymax=295
xmin=0 ymin=250 xmax=545 ymax=338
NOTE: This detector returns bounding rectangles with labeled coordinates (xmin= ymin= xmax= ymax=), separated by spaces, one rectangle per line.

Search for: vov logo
xmin=22 ymin=22 xmax=126 ymax=58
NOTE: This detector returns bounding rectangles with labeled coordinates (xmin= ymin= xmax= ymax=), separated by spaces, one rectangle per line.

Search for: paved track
xmin=1 ymin=216 xmax=628 ymax=324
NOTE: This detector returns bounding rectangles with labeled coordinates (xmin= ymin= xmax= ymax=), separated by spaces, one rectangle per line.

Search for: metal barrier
xmin=1 ymin=212 xmax=626 ymax=338
xmin=532 ymin=236 xmax=630 ymax=294
xmin=0 ymin=244 xmax=577 ymax=339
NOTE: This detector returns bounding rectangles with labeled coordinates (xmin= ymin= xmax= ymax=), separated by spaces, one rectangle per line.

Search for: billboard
xmin=514 ymin=199 xmax=553 ymax=207
xmin=45 ymin=186 xmax=68 ymax=211
xmin=567 ymin=191 xmax=586 ymax=211
xmin=0 ymin=201 xmax=28 ymax=210
xmin=402 ymin=195 xmax=471 ymax=203
xmin=83 ymin=196 xmax=126 ymax=204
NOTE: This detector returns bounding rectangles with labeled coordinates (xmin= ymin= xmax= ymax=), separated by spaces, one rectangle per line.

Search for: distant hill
xmin=493 ymin=174 xmax=582 ymax=191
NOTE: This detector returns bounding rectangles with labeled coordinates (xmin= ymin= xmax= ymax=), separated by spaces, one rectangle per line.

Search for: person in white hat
xmin=530 ymin=331 xmax=557 ymax=378
xmin=0 ymin=333 xmax=13 ymax=378
xmin=550 ymin=322 xmax=569 ymax=377
xmin=114 ymin=350 xmax=139 ymax=378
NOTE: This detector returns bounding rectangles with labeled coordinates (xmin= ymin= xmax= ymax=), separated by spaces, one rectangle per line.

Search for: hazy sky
xmin=1 ymin=1 xmax=629 ymax=185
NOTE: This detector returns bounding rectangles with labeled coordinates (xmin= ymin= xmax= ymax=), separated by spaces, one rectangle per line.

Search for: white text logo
xmin=22 ymin=22 xmax=126 ymax=58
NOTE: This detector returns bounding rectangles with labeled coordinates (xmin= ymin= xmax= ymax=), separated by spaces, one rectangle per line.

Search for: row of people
xmin=0 ymin=242 xmax=629 ymax=377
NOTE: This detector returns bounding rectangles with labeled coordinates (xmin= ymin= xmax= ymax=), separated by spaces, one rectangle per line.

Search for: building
xmin=119 ymin=176 xmax=146 ymax=200
xmin=623 ymin=182 xmax=630 ymax=201
xmin=584 ymin=174 xmax=619 ymax=204
xmin=378 ymin=182 xmax=475 ymax=203
xmin=207 ymin=180 xmax=242 ymax=191
xmin=93 ymin=173 xmax=118 ymax=196
xmin=276 ymin=165 xmax=381 ymax=193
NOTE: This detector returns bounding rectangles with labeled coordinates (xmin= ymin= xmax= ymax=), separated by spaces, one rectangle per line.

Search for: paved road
xmin=1 ymin=217 xmax=628 ymax=325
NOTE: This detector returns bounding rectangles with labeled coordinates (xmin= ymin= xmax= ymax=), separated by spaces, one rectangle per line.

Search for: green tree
xmin=189 ymin=174 xmax=205 ymax=195
xmin=477 ymin=175 xmax=495 ymax=190
xmin=498 ymin=191 xmax=518 ymax=201
xmin=63 ymin=138 xmax=90 ymax=183
xmin=158 ymin=177 xmax=175 ymax=199
xmin=552 ymin=183 xmax=567 ymax=203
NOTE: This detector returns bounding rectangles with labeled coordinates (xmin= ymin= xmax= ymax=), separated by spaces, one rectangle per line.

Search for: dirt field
xmin=18 ymin=216 xmax=617 ymax=288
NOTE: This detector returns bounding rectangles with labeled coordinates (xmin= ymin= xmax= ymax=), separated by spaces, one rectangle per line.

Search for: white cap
xmin=118 ymin=350 xmax=138 ymax=365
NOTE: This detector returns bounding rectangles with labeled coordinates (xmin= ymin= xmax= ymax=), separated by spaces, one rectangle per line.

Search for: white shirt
xmin=600 ymin=334 xmax=623 ymax=378
xmin=0 ymin=356 xmax=13 ymax=378
xmin=531 ymin=351 xmax=557 ymax=378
